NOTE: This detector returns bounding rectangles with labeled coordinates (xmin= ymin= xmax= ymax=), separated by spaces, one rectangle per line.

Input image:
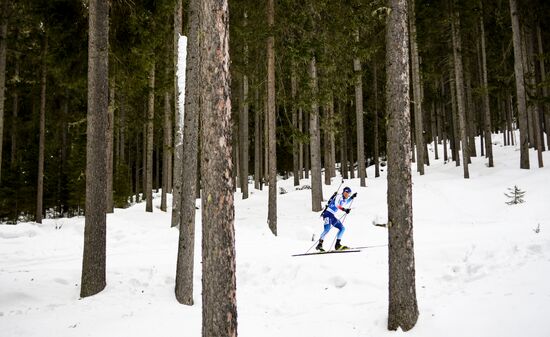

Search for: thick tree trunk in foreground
xmin=386 ymin=0 xmax=419 ymax=331
xmin=199 ymin=0 xmax=238 ymax=335
xmin=81 ymin=0 xmax=109 ymax=298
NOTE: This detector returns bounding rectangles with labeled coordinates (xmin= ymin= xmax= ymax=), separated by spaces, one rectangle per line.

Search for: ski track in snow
xmin=1 ymin=133 xmax=550 ymax=337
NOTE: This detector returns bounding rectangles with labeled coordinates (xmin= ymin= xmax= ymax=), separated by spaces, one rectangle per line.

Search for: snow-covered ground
xmin=1 ymin=133 xmax=550 ymax=337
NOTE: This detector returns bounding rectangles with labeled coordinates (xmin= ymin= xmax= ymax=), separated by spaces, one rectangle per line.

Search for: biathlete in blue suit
xmin=316 ymin=186 xmax=357 ymax=251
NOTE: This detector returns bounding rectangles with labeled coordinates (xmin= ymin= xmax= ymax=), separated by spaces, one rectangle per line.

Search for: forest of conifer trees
xmin=0 ymin=0 xmax=548 ymax=223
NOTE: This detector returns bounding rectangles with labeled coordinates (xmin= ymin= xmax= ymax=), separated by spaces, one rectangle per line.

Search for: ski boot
xmin=315 ymin=239 xmax=325 ymax=252
xmin=334 ymin=239 xmax=349 ymax=251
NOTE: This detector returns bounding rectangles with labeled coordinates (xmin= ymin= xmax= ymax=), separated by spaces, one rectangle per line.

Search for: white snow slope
xmin=1 ymin=134 xmax=550 ymax=337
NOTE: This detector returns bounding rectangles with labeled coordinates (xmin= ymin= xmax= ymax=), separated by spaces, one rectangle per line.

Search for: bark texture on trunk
xmin=161 ymin=50 xmax=173 ymax=212
xmin=0 ymin=0 xmax=7 ymax=184
xmin=309 ymin=56 xmax=323 ymax=212
xmin=409 ymin=0 xmax=425 ymax=175
xmin=199 ymin=0 xmax=238 ymax=335
xmin=386 ymin=0 xmax=419 ymax=331
xmin=354 ymin=31 xmax=366 ymax=186
xmin=537 ymin=24 xmax=550 ymax=150
xmin=450 ymin=6 xmax=470 ymax=178
xmin=374 ymin=64 xmax=380 ymax=177
xmin=106 ymin=75 xmax=115 ymax=213
xmin=146 ymin=63 xmax=155 ymax=212
xmin=175 ymin=0 xmax=199 ymax=306
xmin=479 ymin=3 xmax=494 ymax=167
xmin=81 ymin=0 xmax=109 ymax=298
xmin=240 ymin=73 xmax=249 ymax=198
xmin=36 ymin=38 xmax=47 ymax=224
xmin=267 ymin=0 xmax=277 ymax=235
xmin=172 ymin=0 xmax=184 ymax=226
xmin=292 ymin=65 xmax=300 ymax=186
xmin=509 ymin=0 xmax=530 ymax=169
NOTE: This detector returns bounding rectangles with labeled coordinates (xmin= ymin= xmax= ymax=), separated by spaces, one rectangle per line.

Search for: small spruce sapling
xmin=504 ymin=185 xmax=526 ymax=205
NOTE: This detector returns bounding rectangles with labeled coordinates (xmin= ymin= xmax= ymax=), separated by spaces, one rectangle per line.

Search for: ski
xmin=291 ymin=249 xmax=361 ymax=257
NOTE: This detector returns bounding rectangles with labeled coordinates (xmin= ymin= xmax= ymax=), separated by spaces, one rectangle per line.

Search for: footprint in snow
xmin=330 ymin=276 xmax=347 ymax=288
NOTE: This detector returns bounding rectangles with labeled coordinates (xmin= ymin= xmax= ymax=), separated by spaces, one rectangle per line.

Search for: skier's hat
xmin=343 ymin=186 xmax=352 ymax=194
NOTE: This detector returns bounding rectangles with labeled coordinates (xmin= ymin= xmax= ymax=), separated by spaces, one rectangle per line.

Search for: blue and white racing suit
xmin=320 ymin=193 xmax=352 ymax=240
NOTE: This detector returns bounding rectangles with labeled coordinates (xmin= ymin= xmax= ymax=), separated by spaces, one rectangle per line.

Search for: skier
xmin=316 ymin=186 xmax=357 ymax=251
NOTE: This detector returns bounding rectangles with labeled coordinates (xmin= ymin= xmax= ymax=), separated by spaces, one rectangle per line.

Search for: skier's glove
xmin=350 ymin=192 xmax=357 ymax=199
xmin=344 ymin=208 xmax=351 ymax=214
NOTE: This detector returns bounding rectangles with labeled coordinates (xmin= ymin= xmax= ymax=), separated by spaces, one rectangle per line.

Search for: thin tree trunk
xmin=479 ymin=3 xmax=494 ymax=166
xmin=386 ymin=0 xmax=419 ymax=331
xmin=81 ymin=0 xmax=108 ymax=298
xmin=537 ymin=23 xmax=549 ymax=150
xmin=0 ymin=0 xmax=7 ymax=184
xmin=348 ymin=103 xmax=355 ymax=179
xmin=310 ymin=56 xmax=323 ymax=212
xmin=441 ymin=82 xmax=449 ymax=162
xmin=299 ymin=108 xmax=304 ymax=179
xmin=199 ymin=0 xmax=237 ymax=334
xmin=240 ymin=73 xmax=249 ymax=197
xmin=450 ymin=6 xmax=470 ymax=178
xmin=509 ymin=0 xmax=530 ymax=169
xmin=37 ymin=38 xmax=48 ymax=223
xmin=172 ymin=0 xmax=184 ymax=226
xmin=106 ymin=75 xmax=115 ymax=213
xmin=10 ymin=54 xmax=19 ymax=169
xmin=323 ymin=105 xmax=331 ymax=185
xmin=374 ymin=63 xmax=380 ymax=177
xmin=292 ymin=64 xmax=300 ymax=186
xmin=409 ymin=0 xmax=425 ymax=175
xmin=161 ymin=48 xmax=173 ymax=211
xmin=146 ymin=63 xmax=155 ymax=212
xmin=267 ymin=0 xmax=277 ymax=235
xmin=304 ymin=110 xmax=310 ymax=179
xmin=465 ymin=66 xmax=477 ymax=158
xmin=254 ymin=83 xmax=261 ymax=190
xmin=339 ymin=101 xmax=348 ymax=179
xmin=525 ymin=20 xmax=543 ymax=167
xmin=354 ymin=30 xmax=366 ymax=185
xmin=175 ymin=0 xmax=198 ymax=305
xmin=431 ymin=101 xmax=439 ymax=160
xmin=329 ymin=97 xmax=336 ymax=178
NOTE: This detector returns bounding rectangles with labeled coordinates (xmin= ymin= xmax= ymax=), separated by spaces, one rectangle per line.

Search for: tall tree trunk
xmin=0 ymin=0 xmax=7 ymax=184
xmin=386 ymin=0 xmax=418 ymax=331
xmin=479 ymin=2 xmax=494 ymax=166
xmin=146 ymin=63 xmax=155 ymax=212
xmin=329 ymin=97 xmax=336 ymax=178
xmin=10 ymin=54 xmax=19 ymax=169
xmin=199 ymin=0 xmax=237 ymax=334
xmin=161 ymin=46 xmax=173 ymax=212
xmin=175 ymin=0 xmax=198 ymax=305
xmin=291 ymin=65 xmax=300 ymax=186
xmin=310 ymin=56 xmax=323 ymax=211
xmin=81 ymin=0 xmax=108 ymax=298
xmin=36 ymin=38 xmax=47 ymax=223
xmin=537 ymin=23 xmax=550 ymax=150
xmin=354 ymin=30 xmax=366 ymax=185
xmin=267 ymin=0 xmax=277 ymax=235
xmin=347 ymin=104 xmax=355 ymax=179
xmin=431 ymin=101 xmax=439 ymax=160
xmin=299 ymin=107 xmax=304 ymax=179
xmin=450 ymin=6 xmax=470 ymax=178
xmin=254 ymin=83 xmax=261 ymax=190
xmin=106 ymin=75 xmax=115 ymax=213
xmin=172 ymin=0 xmax=184 ymax=226
xmin=323 ymin=105 xmax=331 ymax=185
xmin=465 ymin=66 xmax=477 ymax=158
xmin=374 ymin=63 xmax=380 ymax=177
xmin=509 ymin=0 xmax=530 ymax=169
xmin=304 ymin=110 xmax=310 ymax=179
xmin=525 ymin=19 xmax=543 ymax=167
xmin=520 ymin=25 xmax=535 ymax=149
xmin=409 ymin=0 xmax=425 ymax=175
xmin=239 ymin=12 xmax=249 ymax=198
xmin=339 ymin=101 xmax=348 ymax=179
